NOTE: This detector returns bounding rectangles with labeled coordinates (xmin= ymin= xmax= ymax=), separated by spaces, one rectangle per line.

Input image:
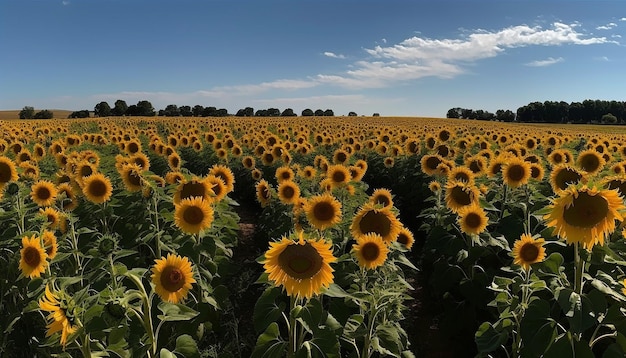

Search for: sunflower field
xmin=2 ymin=116 xmax=626 ymax=357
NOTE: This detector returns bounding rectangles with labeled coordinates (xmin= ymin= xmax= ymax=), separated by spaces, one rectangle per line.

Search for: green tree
xmin=94 ymin=101 xmax=111 ymax=117
xmin=19 ymin=106 xmax=35 ymax=119
xmin=446 ymin=108 xmax=461 ymax=118
xmin=302 ymin=108 xmax=314 ymax=116
xmin=179 ymin=105 xmax=192 ymax=117
xmin=137 ymin=100 xmax=156 ymax=116
xmin=112 ymin=100 xmax=128 ymax=116
xmin=281 ymin=108 xmax=296 ymax=116
xmin=192 ymin=105 xmax=204 ymax=117
xmin=602 ymin=113 xmax=618 ymax=124
xmin=34 ymin=109 xmax=53 ymax=119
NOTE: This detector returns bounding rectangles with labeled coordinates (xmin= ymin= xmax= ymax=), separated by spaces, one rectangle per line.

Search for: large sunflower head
xmin=173 ymin=177 xmax=215 ymax=205
xmin=241 ymin=156 xmax=256 ymax=169
xmin=30 ymin=180 xmax=58 ymax=207
xmin=277 ymin=180 xmax=301 ymax=205
xmin=151 ymin=253 xmax=196 ymax=303
xmin=503 ymin=157 xmax=532 ymax=188
xmin=549 ymin=165 xmax=585 ymax=195
xmin=420 ymin=154 xmax=445 ymax=176
xmin=350 ymin=202 xmax=402 ymax=243
xmin=205 ymin=175 xmax=228 ymax=202
xmin=119 ymin=163 xmax=144 ymax=192
xmin=208 ymin=164 xmax=235 ymax=194
xmin=544 ymin=184 xmax=625 ymax=250
xmin=369 ymin=188 xmax=394 ymax=209
xmin=19 ymin=235 xmax=48 ymax=279
xmin=396 ymin=227 xmax=415 ymax=250
xmin=41 ymin=230 xmax=58 ymax=260
xmin=448 ymin=166 xmax=475 ymax=186
xmin=0 ymin=157 xmax=19 ymax=185
xmin=457 ymin=204 xmax=489 ymax=235
xmin=174 ymin=196 xmax=214 ymax=235
xmin=445 ymin=181 xmax=480 ymax=213
xmin=325 ymin=164 xmax=351 ymax=188
xmin=263 ymin=233 xmax=336 ymax=299
xmin=40 ymin=207 xmax=61 ymax=230
xmin=576 ymin=149 xmax=605 ymax=176
xmin=38 ymin=284 xmax=79 ymax=348
xmin=275 ymin=166 xmax=295 ymax=183
xmin=352 ymin=233 xmax=389 ymax=270
xmin=602 ymin=175 xmax=626 ymax=198
xmin=303 ymin=192 xmax=342 ymax=230
xmin=82 ymin=173 xmax=113 ymax=204
xmin=512 ymin=234 xmax=546 ymax=271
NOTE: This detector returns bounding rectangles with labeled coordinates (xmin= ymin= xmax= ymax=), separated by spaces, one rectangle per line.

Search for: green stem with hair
xmin=574 ymin=242 xmax=584 ymax=295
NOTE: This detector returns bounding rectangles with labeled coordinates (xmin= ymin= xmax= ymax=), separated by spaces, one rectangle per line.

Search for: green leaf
xmin=520 ymin=299 xmax=556 ymax=356
xmin=159 ymin=348 xmax=176 ymax=358
xmin=322 ymin=283 xmax=350 ymax=298
xmin=603 ymin=343 xmax=625 ymax=358
xmin=540 ymin=252 xmax=564 ymax=275
xmin=475 ymin=321 xmax=508 ymax=353
xmin=157 ymin=301 xmax=199 ymax=322
xmin=544 ymin=334 xmax=573 ymax=358
xmin=174 ymin=334 xmax=200 ymax=358
xmin=251 ymin=322 xmax=287 ymax=358
xmin=253 ymin=287 xmax=286 ymax=333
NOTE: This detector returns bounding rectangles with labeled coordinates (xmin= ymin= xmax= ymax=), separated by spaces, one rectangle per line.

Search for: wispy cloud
xmin=62 ymin=0 xmax=70 ymax=5
xmin=594 ymin=56 xmax=610 ymax=61
xmin=525 ymin=57 xmax=564 ymax=67
xmin=620 ymin=18 xmax=626 ymax=22
xmin=596 ymin=22 xmax=617 ymax=30
xmin=323 ymin=51 xmax=346 ymax=59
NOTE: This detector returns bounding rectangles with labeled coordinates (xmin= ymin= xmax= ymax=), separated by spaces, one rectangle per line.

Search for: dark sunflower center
xmin=281 ymin=186 xmax=295 ymax=199
xmin=373 ymin=195 xmax=391 ymax=207
xmin=359 ymin=211 xmax=391 ymax=237
xmin=580 ymin=154 xmax=600 ymax=172
xmin=180 ymin=182 xmax=206 ymax=201
xmin=0 ymin=162 xmax=12 ymax=183
xmin=425 ymin=156 xmax=441 ymax=170
xmin=519 ymin=243 xmax=540 ymax=262
xmin=491 ymin=163 xmax=502 ymax=176
xmin=160 ymin=266 xmax=185 ymax=292
xmin=531 ymin=166 xmax=541 ymax=178
xmin=89 ymin=180 xmax=107 ymax=197
xmin=127 ymin=171 xmax=141 ymax=187
xmin=332 ymin=170 xmax=346 ymax=183
xmin=563 ymin=191 xmax=609 ymax=228
xmin=23 ymin=247 xmax=42 ymax=267
xmin=455 ymin=172 xmax=470 ymax=182
xmin=507 ymin=164 xmax=526 ymax=182
xmin=127 ymin=143 xmax=139 ymax=153
xmin=36 ymin=187 xmax=51 ymax=200
xmin=170 ymin=157 xmax=180 ymax=167
xmin=553 ymin=153 xmax=563 ymax=163
xmin=313 ymin=201 xmax=336 ymax=222
xmin=408 ymin=142 xmax=419 ymax=153
xmin=47 ymin=214 xmax=56 ymax=224
xmin=554 ymin=168 xmax=582 ymax=190
xmin=278 ymin=243 xmax=323 ymax=279
xmin=397 ymin=233 xmax=409 ymax=246
xmin=469 ymin=160 xmax=483 ymax=173
xmin=183 ymin=205 xmax=205 ymax=225
xmin=80 ymin=166 xmax=93 ymax=177
xmin=465 ymin=212 xmax=483 ymax=229
xmin=336 ymin=152 xmax=348 ymax=163
xmin=361 ymin=242 xmax=381 ymax=261
xmin=450 ymin=186 xmax=472 ymax=206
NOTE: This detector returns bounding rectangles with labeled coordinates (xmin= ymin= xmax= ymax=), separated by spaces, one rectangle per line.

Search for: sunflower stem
xmin=574 ymin=242 xmax=584 ymax=295
xmin=152 ymin=194 xmax=161 ymax=259
xmin=498 ymin=183 xmax=508 ymax=224
xmin=287 ymin=295 xmax=298 ymax=358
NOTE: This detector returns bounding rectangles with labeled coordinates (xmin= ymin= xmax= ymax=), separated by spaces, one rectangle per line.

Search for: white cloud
xmin=62 ymin=0 xmax=70 ymax=5
xmin=594 ymin=56 xmax=610 ymax=61
xmin=324 ymin=51 xmax=346 ymax=59
xmin=525 ymin=57 xmax=564 ymax=67
xmin=596 ymin=22 xmax=617 ymax=30
xmin=620 ymin=18 xmax=626 ymax=22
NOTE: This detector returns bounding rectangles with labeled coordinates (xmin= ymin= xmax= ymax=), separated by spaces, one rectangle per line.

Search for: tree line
xmin=447 ymin=99 xmax=626 ymax=124
xmin=18 ymin=100 xmax=355 ymax=119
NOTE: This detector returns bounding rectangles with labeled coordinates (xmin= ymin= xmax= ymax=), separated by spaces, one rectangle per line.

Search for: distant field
xmin=0 ymin=109 xmax=73 ymax=120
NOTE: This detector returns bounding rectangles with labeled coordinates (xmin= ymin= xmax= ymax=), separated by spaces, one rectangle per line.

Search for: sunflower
xmin=369 ymin=188 xmax=394 ymax=209
xmin=165 ymin=171 xmax=185 ymax=185
xmin=333 ymin=148 xmax=350 ymax=164
xmin=263 ymin=233 xmax=336 ymax=299
xmin=40 ymin=207 xmax=61 ymax=229
xmin=326 ymin=164 xmax=351 ymax=188
xmin=151 ymin=253 xmax=196 ymax=303
xmin=544 ymin=184 xmax=625 ymax=250
xmin=457 ymin=204 xmax=489 ymax=235
xmin=549 ymin=165 xmax=585 ymax=194
xmin=241 ymin=156 xmax=256 ymax=169
xmin=420 ymin=154 xmax=445 ymax=176
xmin=38 ymin=284 xmax=78 ymax=348
xmin=351 ymin=202 xmax=402 ymax=243
xmin=57 ymin=182 xmax=78 ymax=211
xmin=82 ymin=173 xmax=113 ymax=204
xmin=445 ymin=181 xmax=480 ymax=213
xmin=502 ymin=157 xmax=532 ymax=188
xmin=0 ymin=157 xmax=19 ymax=185
xmin=512 ymin=234 xmax=546 ymax=271
xmin=208 ymin=164 xmax=235 ymax=193
xmin=396 ymin=227 xmax=415 ymax=250
xmin=277 ymin=180 xmax=301 ymax=205
xmin=173 ymin=177 xmax=215 ymax=204
xmin=30 ymin=180 xmax=58 ymax=207
xmin=255 ymin=179 xmax=273 ymax=207
xmin=576 ymin=149 xmax=605 ymax=176
xmin=130 ymin=152 xmax=151 ymax=172
xmin=352 ymin=233 xmax=389 ymax=270
xmin=428 ymin=181 xmax=441 ymax=193
xmin=529 ymin=163 xmax=545 ymax=181
xmin=168 ymin=153 xmax=182 ymax=170
xmin=41 ymin=230 xmax=58 ymax=260
xmin=19 ymin=235 xmax=48 ymax=278
xmin=205 ymin=175 xmax=228 ymax=202
xmin=119 ymin=163 xmax=143 ymax=192
xmin=303 ymin=192 xmax=342 ymax=230
xmin=448 ymin=166 xmax=475 ymax=186
xmin=275 ymin=166 xmax=295 ymax=183
xmin=174 ymin=196 xmax=214 ymax=235
xmin=251 ymin=168 xmax=263 ymax=181
xmin=299 ymin=166 xmax=317 ymax=180
xmin=602 ymin=175 xmax=626 ymax=198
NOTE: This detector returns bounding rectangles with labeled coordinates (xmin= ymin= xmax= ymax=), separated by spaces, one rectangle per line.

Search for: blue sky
xmin=1 ymin=0 xmax=625 ymax=117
